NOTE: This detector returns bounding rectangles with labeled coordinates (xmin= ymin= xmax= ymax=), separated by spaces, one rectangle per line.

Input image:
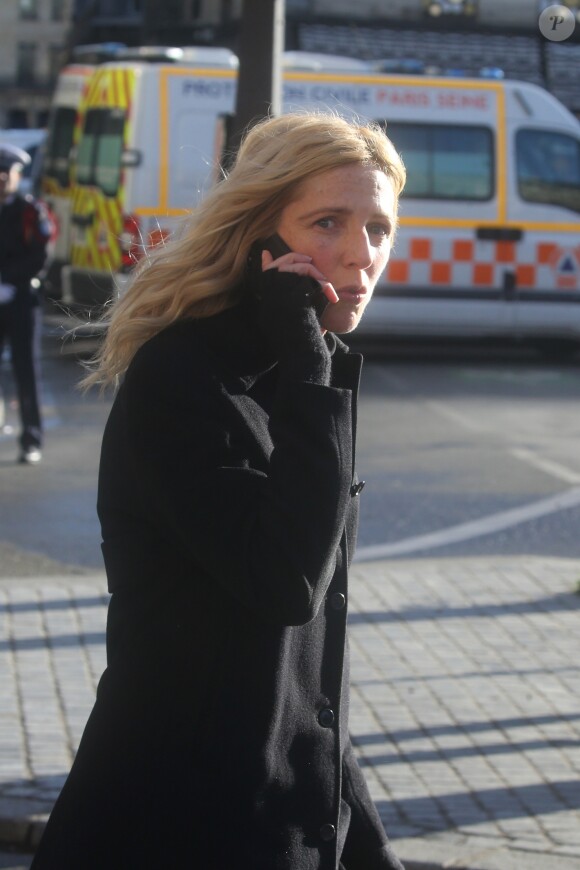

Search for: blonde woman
xmin=32 ymin=112 xmax=406 ymax=870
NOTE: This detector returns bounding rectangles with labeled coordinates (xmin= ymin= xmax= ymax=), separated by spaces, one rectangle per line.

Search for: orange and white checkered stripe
xmin=387 ymin=237 xmax=580 ymax=292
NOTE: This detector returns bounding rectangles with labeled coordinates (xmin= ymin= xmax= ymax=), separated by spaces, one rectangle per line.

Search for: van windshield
xmin=44 ymin=107 xmax=76 ymax=188
xmin=382 ymin=122 xmax=493 ymax=200
xmin=517 ymin=129 xmax=580 ymax=214
xmin=76 ymin=107 xmax=125 ymax=196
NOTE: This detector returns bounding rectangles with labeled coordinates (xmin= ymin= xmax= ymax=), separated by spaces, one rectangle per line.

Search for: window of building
xmin=180 ymin=0 xmax=203 ymax=20
xmin=98 ymin=0 xmax=142 ymax=15
xmin=17 ymin=43 xmax=37 ymax=86
xmin=51 ymin=0 xmax=66 ymax=20
xmin=381 ymin=122 xmax=494 ymax=200
xmin=157 ymin=0 xmax=185 ymax=21
xmin=8 ymin=109 xmax=28 ymax=127
xmin=19 ymin=0 xmax=39 ymax=20
xmin=517 ymin=128 xmax=580 ymax=213
xmin=48 ymin=44 xmax=64 ymax=82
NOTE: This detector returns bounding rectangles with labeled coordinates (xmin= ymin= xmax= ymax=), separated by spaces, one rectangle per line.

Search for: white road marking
xmin=509 ymin=447 xmax=580 ymax=485
xmin=424 ymin=399 xmax=486 ymax=433
xmin=354 ymin=486 xmax=580 ymax=561
xmin=425 ymin=399 xmax=580 ymax=484
xmin=359 ymin=370 xmax=580 ymax=560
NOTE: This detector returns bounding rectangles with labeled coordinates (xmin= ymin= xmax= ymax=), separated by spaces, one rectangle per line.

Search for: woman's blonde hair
xmin=83 ymin=111 xmax=406 ymax=388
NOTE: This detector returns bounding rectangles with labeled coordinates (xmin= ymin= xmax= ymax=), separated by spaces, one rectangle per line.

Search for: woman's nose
xmin=344 ymin=230 xmax=373 ymax=269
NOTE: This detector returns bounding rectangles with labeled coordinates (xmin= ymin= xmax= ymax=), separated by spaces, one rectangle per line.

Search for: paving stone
xmin=1 ymin=558 xmax=579 ymax=868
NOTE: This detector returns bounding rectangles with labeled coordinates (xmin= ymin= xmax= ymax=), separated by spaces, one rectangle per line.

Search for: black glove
xmin=255 ymin=268 xmax=331 ymax=386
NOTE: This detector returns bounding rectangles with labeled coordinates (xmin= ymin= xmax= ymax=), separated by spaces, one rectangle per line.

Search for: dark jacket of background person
xmin=30 ymin=296 xmax=404 ymax=870
xmin=0 ymin=192 xmax=51 ymax=454
xmin=0 ymin=194 xmax=49 ymax=300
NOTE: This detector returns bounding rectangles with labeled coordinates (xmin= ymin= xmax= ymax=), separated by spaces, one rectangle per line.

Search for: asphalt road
xmin=354 ymin=340 xmax=580 ymax=561
xmin=0 ymin=332 xmax=111 ymax=576
xmin=0 ymin=849 xmax=31 ymax=870
xmin=1 ymin=328 xmax=579 ymax=578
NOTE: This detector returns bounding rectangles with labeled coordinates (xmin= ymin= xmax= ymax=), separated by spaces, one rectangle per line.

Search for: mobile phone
xmin=248 ymin=233 xmax=329 ymax=320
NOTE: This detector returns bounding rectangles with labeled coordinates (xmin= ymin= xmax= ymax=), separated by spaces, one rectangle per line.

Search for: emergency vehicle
xmin=62 ymin=50 xmax=580 ymax=353
xmin=41 ymin=44 xmax=125 ymax=297
xmin=62 ymin=46 xmax=238 ymax=308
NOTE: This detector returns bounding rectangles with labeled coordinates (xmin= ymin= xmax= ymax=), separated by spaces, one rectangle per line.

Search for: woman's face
xmin=276 ymin=163 xmax=397 ymax=334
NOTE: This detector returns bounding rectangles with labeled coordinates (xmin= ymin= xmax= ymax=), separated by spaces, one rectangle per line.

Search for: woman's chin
xmin=321 ymin=304 xmax=365 ymax=335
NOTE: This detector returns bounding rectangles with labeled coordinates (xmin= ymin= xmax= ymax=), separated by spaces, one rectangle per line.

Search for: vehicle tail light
xmin=119 ymin=214 xmax=143 ymax=270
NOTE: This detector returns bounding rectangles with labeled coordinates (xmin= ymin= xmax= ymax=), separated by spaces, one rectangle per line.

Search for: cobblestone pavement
xmin=1 ymin=556 xmax=579 ymax=869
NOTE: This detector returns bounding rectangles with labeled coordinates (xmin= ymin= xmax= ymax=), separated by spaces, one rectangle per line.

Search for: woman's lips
xmin=337 ymin=286 xmax=367 ymax=304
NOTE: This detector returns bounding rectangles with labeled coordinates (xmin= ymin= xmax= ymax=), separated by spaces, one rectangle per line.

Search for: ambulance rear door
xmin=67 ymin=62 xmax=137 ymax=305
xmin=41 ymin=64 xmax=94 ymax=282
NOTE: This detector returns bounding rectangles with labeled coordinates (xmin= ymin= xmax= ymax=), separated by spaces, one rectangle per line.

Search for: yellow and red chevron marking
xmin=82 ymin=65 xmax=135 ymax=112
xmin=41 ymin=176 xmax=67 ymax=198
xmin=73 ymin=71 xmax=93 ymax=128
xmin=387 ymin=237 xmax=580 ymax=291
xmin=70 ymin=185 xmax=123 ymax=272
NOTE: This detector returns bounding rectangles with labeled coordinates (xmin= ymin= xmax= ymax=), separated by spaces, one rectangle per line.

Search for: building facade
xmin=0 ymin=0 xmax=75 ymax=128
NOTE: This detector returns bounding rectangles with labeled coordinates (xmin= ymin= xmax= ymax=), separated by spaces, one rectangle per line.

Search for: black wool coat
xmin=31 ymin=299 xmax=404 ymax=870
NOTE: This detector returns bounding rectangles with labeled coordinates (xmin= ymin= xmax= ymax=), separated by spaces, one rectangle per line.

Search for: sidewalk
xmin=1 ymin=556 xmax=579 ymax=869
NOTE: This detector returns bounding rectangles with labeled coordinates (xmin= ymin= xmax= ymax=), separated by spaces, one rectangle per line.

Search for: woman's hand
xmin=254 ymin=251 xmax=333 ymax=384
xmin=261 ymin=249 xmax=339 ymax=306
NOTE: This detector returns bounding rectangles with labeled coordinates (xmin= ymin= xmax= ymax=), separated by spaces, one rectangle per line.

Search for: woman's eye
xmin=316 ymin=217 xmax=335 ymax=229
xmin=368 ymin=223 xmax=391 ymax=238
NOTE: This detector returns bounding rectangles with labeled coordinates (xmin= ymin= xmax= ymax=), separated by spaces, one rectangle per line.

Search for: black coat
xmin=32 ymin=300 xmax=404 ymax=870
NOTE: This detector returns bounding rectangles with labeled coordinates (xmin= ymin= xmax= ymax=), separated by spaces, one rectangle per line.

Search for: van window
xmin=516 ymin=129 xmax=580 ymax=214
xmin=76 ymin=107 xmax=125 ymax=196
xmin=382 ymin=123 xmax=494 ymax=200
xmin=44 ymin=107 xmax=76 ymax=187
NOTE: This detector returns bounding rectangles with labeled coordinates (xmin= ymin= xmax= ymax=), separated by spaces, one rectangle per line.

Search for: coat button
xmin=319 ymin=823 xmax=336 ymax=842
xmin=330 ymin=592 xmax=346 ymax=610
xmin=318 ymin=708 xmax=335 ymax=728
xmin=350 ymin=480 xmax=365 ymax=496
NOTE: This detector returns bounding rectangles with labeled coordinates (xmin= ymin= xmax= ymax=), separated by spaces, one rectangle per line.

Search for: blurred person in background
xmin=0 ymin=142 xmax=51 ymax=464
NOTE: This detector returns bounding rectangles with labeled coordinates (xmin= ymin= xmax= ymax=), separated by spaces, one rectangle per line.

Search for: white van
xmin=360 ymin=73 xmax=580 ymax=356
xmin=61 ymin=52 xmax=580 ymax=353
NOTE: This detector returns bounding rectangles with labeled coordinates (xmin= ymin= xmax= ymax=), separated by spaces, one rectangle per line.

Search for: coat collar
xmin=190 ymin=298 xmax=357 ymax=392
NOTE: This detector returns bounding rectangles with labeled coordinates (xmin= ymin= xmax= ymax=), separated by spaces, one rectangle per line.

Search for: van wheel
xmin=534 ymin=340 xmax=580 ymax=361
